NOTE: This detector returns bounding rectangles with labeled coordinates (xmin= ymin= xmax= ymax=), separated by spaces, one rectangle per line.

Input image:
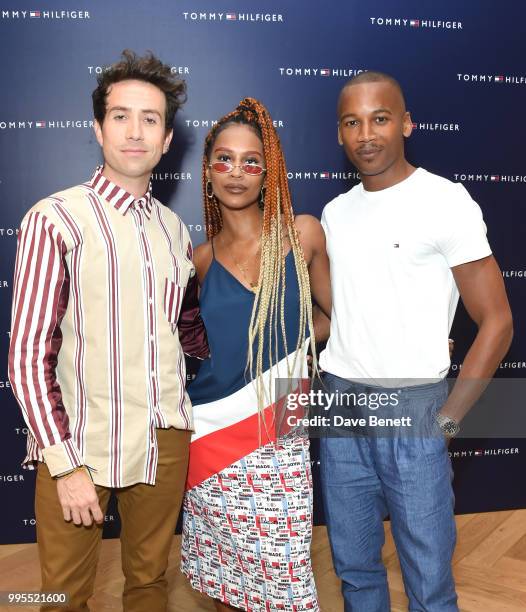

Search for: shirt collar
xmin=88 ymin=166 xmax=153 ymax=219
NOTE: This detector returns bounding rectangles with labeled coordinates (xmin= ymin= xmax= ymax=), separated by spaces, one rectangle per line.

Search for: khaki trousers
xmin=35 ymin=428 xmax=191 ymax=612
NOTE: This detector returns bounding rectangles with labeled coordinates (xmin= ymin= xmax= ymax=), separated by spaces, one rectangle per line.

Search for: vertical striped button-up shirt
xmin=9 ymin=167 xmax=201 ymax=487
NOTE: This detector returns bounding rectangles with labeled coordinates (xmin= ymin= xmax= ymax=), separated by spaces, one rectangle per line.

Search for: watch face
xmin=443 ymin=421 xmax=458 ymax=435
xmin=437 ymin=415 xmax=459 ymax=437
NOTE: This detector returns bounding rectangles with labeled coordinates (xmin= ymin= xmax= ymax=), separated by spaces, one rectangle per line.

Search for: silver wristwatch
xmin=436 ymin=414 xmax=460 ymax=438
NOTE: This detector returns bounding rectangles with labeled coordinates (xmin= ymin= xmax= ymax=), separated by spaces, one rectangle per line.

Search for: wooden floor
xmin=0 ymin=510 xmax=525 ymax=611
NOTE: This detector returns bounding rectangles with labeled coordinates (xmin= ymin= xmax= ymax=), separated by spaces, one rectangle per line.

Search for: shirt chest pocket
xmin=163 ymin=262 xmax=193 ymax=328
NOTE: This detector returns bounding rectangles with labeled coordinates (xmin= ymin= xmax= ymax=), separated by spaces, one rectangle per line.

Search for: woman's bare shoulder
xmin=294 ymin=214 xmax=323 ymax=232
xmin=193 ymin=241 xmax=214 ymax=283
xmin=294 ymin=214 xmax=325 ymax=248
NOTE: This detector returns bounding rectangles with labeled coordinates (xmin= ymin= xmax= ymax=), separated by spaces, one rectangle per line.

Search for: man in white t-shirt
xmin=319 ymin=71 xmax=513 ymax=612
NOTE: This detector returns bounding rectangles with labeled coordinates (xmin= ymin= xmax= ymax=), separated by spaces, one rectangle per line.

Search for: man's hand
xmin=56 ymin=470 xmax=104 ymax=527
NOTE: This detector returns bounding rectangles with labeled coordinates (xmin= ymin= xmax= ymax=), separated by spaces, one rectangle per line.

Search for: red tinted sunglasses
xmin=209 ymin=161 xmax=266 ymax=176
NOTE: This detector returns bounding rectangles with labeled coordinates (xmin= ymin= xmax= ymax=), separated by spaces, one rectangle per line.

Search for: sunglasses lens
xmin=212 ymin=162 xmax=231 ymax=173
xmin=242 ymin=164 xmax=263 ymax=175
xmin=211 ymin=162 xmax=264 ymax=175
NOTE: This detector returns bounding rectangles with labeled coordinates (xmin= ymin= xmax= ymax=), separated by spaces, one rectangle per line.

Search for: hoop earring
xmin=258 ymin=187 xmax=266 ymax=210
xmin=206 ymin=180 xmax=214 ymax=199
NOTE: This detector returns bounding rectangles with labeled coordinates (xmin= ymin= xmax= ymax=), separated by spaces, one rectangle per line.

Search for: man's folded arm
xmin=8 ymin=210 xmax=83 ymax=476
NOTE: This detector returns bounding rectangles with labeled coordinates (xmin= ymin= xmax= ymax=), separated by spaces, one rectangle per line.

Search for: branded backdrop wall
xmin=1 ymin=0 xmax=525 ymax=544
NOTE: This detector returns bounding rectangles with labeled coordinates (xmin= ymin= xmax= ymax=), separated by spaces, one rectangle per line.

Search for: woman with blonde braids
xmin=181 ymin=98 xmax=331 ymax=611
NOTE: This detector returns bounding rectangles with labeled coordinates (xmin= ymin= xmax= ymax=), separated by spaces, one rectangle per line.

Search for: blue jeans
xmin=319 ymin=373 xmax=458 ymax=612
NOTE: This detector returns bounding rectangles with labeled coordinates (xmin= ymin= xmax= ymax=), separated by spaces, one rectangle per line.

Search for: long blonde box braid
xmin=203 ymin=98 xmax=318 ymax=419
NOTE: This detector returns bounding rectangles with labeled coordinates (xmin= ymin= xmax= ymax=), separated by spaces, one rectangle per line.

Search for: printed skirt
xmin=181 ymin=434 xmax=319 ymax=611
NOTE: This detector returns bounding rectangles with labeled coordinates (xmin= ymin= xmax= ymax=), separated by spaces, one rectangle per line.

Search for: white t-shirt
xmin=319 ymin=167 xmax=492 ymax=386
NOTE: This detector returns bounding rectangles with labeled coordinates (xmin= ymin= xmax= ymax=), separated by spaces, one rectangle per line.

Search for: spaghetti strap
xmin=211 ymin=237 xmax=216 ymax=259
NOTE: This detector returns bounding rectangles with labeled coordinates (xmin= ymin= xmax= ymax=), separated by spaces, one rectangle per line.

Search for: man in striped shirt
xmin=8 ymin=50 xmax=207 ymax=611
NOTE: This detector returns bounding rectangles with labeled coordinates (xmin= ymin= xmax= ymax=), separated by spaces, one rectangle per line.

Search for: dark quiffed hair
xmin=92 ymin=49 xmax=187 ymax=130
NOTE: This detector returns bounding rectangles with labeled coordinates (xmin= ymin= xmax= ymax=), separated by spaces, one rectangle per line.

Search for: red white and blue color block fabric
xmin=181 ymin=249 xmax=318 ymax=611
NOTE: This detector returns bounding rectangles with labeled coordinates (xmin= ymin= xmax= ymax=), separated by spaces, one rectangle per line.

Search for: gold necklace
xmin=220 ymin=234 xmax=261 ymax=292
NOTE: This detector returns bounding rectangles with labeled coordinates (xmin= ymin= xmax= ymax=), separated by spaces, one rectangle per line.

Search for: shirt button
xmin=149 ymin=299 xmax=153 ymax=304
